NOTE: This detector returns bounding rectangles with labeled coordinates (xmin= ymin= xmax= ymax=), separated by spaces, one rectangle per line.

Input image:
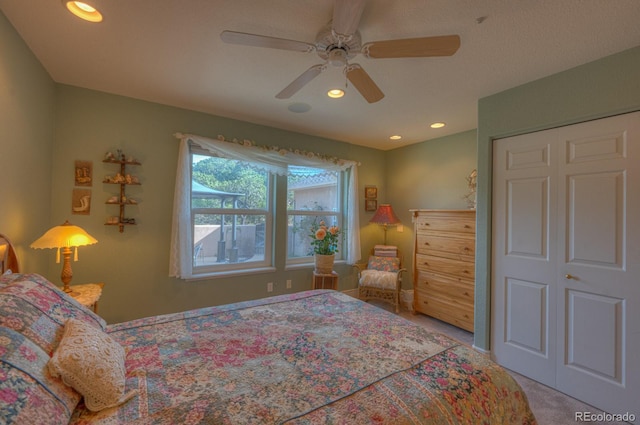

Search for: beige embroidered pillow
xmin=48 ymin=318 xmax=136 ymax=412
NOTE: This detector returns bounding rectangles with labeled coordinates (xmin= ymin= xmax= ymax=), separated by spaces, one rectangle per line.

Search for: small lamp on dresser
xmin=31 ymin=220 xmax=98 ymax=296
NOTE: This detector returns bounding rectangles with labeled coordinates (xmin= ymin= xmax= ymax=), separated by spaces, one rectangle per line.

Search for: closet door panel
xmin=556 ymin=112 xmax=640 ymax=418
xmin=492 ymin=129 xmax=557 ymax=387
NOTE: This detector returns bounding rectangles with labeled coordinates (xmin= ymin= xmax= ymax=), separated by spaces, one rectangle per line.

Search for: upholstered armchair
xmin=353 ymin=246 xmax=406 ymax=313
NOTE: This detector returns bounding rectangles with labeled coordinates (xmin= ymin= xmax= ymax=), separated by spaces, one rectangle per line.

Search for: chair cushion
xmin=367 ymin=256 xmax=400 ymax=272
xmin=359 ymin=269 xmax=398 ymax=289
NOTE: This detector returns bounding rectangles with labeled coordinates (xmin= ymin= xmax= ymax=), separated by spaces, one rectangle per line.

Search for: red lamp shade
xmin=369 ymin=204 xmax=400 ymax=225
xmin=369 ymin=204 xmax=400 ymax=245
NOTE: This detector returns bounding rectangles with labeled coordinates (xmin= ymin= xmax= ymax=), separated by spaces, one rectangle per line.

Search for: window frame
xmin=189 ymin=147 xmax=274 ymax=277
xmin=286 ymin=169 xmax=346 ymax=266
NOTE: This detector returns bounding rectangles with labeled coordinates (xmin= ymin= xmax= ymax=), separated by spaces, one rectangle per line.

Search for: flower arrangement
xmin=309 ymin=219 xmax=341 ymax=255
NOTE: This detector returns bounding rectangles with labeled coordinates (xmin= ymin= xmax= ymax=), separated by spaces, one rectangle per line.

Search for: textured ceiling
xmin=1 ymin=1 xmax=639 ymax=150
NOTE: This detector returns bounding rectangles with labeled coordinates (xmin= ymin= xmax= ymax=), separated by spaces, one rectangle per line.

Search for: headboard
xmin=0 ymin=233 xmax=19 ymax=274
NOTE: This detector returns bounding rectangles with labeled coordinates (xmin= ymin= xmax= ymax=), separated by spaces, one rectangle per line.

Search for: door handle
xmin=565 ymin=274 xmax=575 ymax=280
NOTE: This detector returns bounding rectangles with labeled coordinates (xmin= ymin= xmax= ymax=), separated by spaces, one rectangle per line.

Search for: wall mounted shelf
xmin=103 ymin=155 xmax=141 ymax=233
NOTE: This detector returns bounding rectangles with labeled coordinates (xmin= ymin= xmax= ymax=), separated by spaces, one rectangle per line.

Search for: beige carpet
xmin=367 ymin=301 xmax=631 ymax=425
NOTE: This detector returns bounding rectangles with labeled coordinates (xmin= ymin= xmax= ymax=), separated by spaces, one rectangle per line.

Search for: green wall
xmin=384 ymin=130 xmax=477 ymax=286
xmin=0 ymin=11 xmax=54 ymax=273
xmin=475 ymin=46 xmax=640 ymax=351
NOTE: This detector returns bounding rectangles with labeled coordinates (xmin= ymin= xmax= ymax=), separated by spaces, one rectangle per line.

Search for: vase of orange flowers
xmin=309 ymin=219 xmax=341 ymax=274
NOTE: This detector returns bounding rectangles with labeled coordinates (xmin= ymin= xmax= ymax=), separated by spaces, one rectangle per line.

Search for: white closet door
xmin=492 ymin=111 xmax=640 ymax=420
xmin=492 ymin=128 xmax=559 ymax=387
xmin=555 ymin=113 xmax=640 ymax=416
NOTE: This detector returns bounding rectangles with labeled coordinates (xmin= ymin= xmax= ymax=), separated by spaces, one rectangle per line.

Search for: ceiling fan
xmin=220 ymin=0 xmax=460 ymax=103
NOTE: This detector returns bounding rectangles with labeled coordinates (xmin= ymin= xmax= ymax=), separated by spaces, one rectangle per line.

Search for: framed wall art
xmin=365 ymin=199 xmax=377 ymax=212
xmin=74 ymin=160 xmax=93 ymax=186
xmin=72 ymin=189 xmax=92 ymax=215
xmin=365 ymin=185 xmax=377 ymax=199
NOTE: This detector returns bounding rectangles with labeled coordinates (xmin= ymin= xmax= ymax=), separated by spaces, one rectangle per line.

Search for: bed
xmin=0 ymin=272 xmax=537 ymax=424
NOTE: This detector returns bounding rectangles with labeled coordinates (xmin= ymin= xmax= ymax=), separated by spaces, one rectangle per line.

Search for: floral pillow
xmin=0 ymin=326 xmax=81 ymax=424
xmin=0 ymin=273 xmax=108 ymax=424
xmin=367 ymin=255 xmax=400 ymax=272
xmin=0 ymin=273 xmax=106 ymax=353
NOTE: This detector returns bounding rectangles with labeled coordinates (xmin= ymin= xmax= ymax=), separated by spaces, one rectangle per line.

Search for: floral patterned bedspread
xmin=70 ymin=290 xmax=536 ymax=424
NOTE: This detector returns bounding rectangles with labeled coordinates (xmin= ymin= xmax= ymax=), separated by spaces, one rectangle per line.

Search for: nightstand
xmin=68 ymin=283 xmax=104 ymax=313
xmin=312 ymin=271 xmax=338 ymax=290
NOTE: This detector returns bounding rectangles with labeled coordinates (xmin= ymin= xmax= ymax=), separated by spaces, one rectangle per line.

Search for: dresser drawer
xmin=416 ymin=233 xmax=475 ymax=260
xmin=415 ymin=270 xmax=474 ymax=304
xmin=415 ymin=253 xmax=475 ymax=280
xmin=415 ymin=212 xmax=475 ymax=234
xmin=414 ymin=291 xmax=474 ymax=332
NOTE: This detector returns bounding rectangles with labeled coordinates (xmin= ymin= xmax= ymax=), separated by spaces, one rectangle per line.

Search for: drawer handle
xmin=423 ymin=242 xmax=430 ymax=246
xmin=464 ymin=224 xmax=471 ymax=228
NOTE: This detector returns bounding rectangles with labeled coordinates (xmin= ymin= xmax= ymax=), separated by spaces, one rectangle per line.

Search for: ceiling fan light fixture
xmin=327 ymin=89 xmax=345 ymax=99
xmin=327 ymin=48 xmax=348 ymax=67
xmin=63 ymin=1 xmax=103 ymax=23
xmin=430 ymin=122 xmax=446 ymax=129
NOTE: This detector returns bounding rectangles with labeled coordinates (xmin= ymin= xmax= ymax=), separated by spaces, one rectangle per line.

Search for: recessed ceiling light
xmin=430 ymin=122 xmax=446 ymax=129
xmin=327 ymin=89 xmax=344 ymax=99
xmin=63 ymin=1 xmax=103 ymax=23
xmin=389 ymin=135 xmax=402 ymax=140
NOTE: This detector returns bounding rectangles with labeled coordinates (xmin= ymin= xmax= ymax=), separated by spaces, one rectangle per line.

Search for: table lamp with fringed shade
xmin=31 ymin=220 xmax=97 ymax=295
xmin=369 ymin=204 xmax=400 ymax=245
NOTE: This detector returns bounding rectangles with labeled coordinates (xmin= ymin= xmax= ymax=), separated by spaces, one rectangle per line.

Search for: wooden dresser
xmin=411 ymin=209 xmax=476 ymax=332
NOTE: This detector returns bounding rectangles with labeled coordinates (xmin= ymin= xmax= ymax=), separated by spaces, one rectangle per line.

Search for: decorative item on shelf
xmin=309 ymin=219 xmax=341 ymax=274
xmin=369 ymin=204 xmax=400 ymax=245
xmin=463 ymin=169 xmax=478 ymax=209
xmin=103 ymin=150 xmax=141 ymax=233
xmin=30 ymin=221 xmax=98 ymax=295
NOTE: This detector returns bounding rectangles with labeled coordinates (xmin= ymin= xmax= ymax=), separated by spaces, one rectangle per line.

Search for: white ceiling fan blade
xmin=362 ymin=35 xmax=460 ymax=58
xmin=346 ymin=64 xmax=384 ymax=103
xmin=276 ymin=64 xmax=326 ymax=99
xmin=332 ymin=0 xmax=366 ymax=36
xmin=221 ymin=31 xmax=315 ymax=53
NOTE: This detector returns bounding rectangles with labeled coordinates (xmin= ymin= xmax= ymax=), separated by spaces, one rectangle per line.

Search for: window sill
xmin=284 ymin=259 xmax=346 ymax=271
xmin=185 ymin=266 xmax=277 ymax=281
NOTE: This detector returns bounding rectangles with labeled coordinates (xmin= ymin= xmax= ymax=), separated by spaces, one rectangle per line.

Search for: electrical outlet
xmin=286 ymin=279 xmax=292 ymax=289
xmin=267 ymin=282 xmax=273 ymax=292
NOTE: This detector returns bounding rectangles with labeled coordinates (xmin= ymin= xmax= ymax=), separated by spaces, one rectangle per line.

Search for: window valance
xmin=174 ymin=133 xmax=359 ymax=176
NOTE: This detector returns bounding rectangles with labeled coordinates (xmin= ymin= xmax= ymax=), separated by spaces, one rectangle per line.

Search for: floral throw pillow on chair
xmin=367 ymin=256 xmax=400 ymax=272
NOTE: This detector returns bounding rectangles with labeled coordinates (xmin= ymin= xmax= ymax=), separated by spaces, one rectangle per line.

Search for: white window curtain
xmin=170 ymin=133 xmax=361 ymax=279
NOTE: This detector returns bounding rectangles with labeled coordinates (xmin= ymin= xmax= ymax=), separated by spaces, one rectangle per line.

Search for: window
xmin=287 ymin=166 xmax=343 ymax=264
xmin=170 ymin=133 xmax=361 ymax=280
xmin=191 ymin=151 xmax=273 ymax=273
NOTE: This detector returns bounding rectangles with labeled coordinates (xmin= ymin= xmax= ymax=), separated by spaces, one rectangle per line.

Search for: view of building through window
xmin=287 ymin=166 xmax=341 ymax=261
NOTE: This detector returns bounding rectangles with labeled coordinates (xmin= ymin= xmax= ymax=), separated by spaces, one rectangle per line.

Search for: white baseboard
xmin=472 ymin=344 xmax=491 ymax=355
